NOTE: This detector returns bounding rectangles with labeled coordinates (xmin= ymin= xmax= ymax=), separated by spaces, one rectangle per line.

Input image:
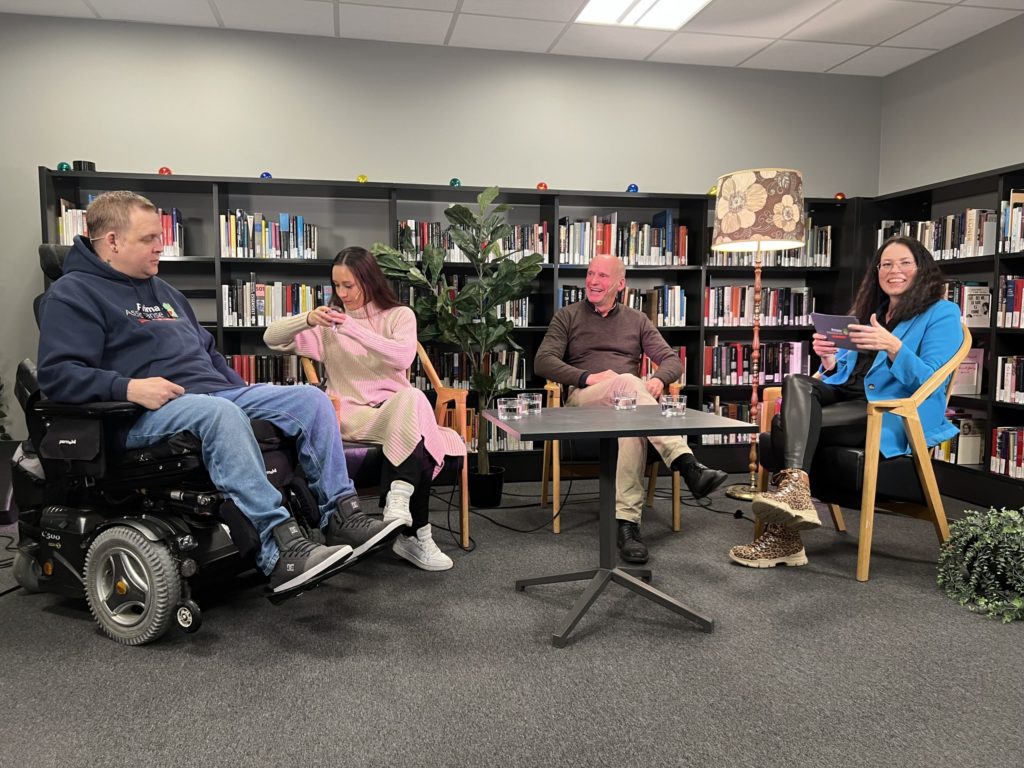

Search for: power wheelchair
xmin=10 ymin=246 xmax=352 ymax=645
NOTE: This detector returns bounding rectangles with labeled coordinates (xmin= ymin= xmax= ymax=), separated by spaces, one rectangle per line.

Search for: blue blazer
xmin=820 ymin=299 xmax=963 ymax=458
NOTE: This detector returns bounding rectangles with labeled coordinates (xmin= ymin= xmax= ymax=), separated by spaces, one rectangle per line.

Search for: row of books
xmin=224 ymin=354 xmax=317 ymax=386
xmin=951 ymin=348 xmax=984 ymax=396
xmin=702 ymin=340 xmax=811 ymax=386
xmin=57 ymin=198 xmax=185 ymax=257
xmin=932 ymin=413 xmax=984 ymax=466
xmin=999 ymin=189 xmax=1024 ymax=254
xmin=995 ymin=356 xmax=1024 ymax=404
xmin=944 ymin=281 xmax=991 ymax=328
xmin=994 ymin=274 xmax=1024 ymax=328
xmin=621 ymin=286 xmax=687 ymax=327
xmin=221 ymin=280 xmax=333 ymax=327
xmin=704 ymin=285 xmax=814 ymax=327
xmin=220 ymin=210 xmax=319 ymax=260
xmin=397 ymin=219 xmax=550 ymax=263
xmin=411 ymin=349 xmax=528 ymax=392
xmin=699 ymin=399 xmax=753 ymax=444
xmin=705 ymin=223 xmax=833 ymax=268
xmin=640 ymin=347 xmax=687 ymax=386
xmin=495 ymin=297 xmax=533 ymax=327
xmin=877 ymin=208 xmax=998 ymax=260
xmin=557 ymin=211 xmax=688 ymax=265
xmin=990 ymin=426 xmax=1024 ymax=478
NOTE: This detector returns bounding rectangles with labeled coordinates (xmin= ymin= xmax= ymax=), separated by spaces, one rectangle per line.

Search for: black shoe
xmin=325 ymin=495 xmax=403 ymax=558
xmin=269 ymin=518 xmax=353 ymax=594
xmin=679 ymin=459 xmax=729 ymax=498
xmin=617 ymin=521 xmax=649 ymax=564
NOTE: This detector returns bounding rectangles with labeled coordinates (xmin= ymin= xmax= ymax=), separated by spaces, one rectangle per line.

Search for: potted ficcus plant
xmin=373 ymin=186 xmax=543 ymax=505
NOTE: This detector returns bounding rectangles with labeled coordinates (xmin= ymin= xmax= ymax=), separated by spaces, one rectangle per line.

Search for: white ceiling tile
xmin=740 ymin=39 xmax=869 ymax=72
xmin=338 ymin=0 xmax=457 ymax=9
xmin=90 ymin=0 xmax=218 ymax=26
xmin=550 ymin=24 xmax=673 ymax=60
xmin=449 ymin=14 xmax=565 ymax=53
xmin=215 ymin=0 xmax=335 ymax=36
xmin=0 ymin=0 xmax=92 ymax=18
xmin=787 ymin=0 xmax=944 ymax=45
xmin=649 ymin=32 xmax=774 ymax=66
xmin=339 ymin=4 xmax=452 ymax=45
xmin=960 ymin=0 xmax=1024 ymax=9
xmin=460 ymin=0 xmax=581 ymax=22
xmin=884 ymin=5 xmax=1021 ymax=48
xmin=682 ymin=0 xmax=836 ymax=38
xmin=828 ymin=45 xmax=936 ymax=76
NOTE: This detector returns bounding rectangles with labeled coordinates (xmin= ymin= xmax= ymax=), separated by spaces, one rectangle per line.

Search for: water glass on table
xmin=517 ymin=392 xmax=543 ymax=416
xmin=497 ymin=397 xmax=523 ymax=421
xmin=613 ymin=393 xmax=637 ymax=411
xmin=661 ymin=394 xmax=687 ymax=417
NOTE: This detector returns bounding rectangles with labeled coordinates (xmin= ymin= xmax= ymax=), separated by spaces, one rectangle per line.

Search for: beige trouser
xmin=566 ymin=373 xmax=692 ymax=523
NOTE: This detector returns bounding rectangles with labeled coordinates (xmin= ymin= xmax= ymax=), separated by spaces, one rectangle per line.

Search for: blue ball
xmin=260 ymin=171 xmax=273 ymax=179
xmin=627 ymin=183 xmax=639 ymax=193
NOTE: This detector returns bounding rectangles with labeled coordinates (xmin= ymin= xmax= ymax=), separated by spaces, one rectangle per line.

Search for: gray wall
xmin=878 ymin=12 xmax=1024 ymax=194
xmin=1 ymin=13 xmax=887 ymax=437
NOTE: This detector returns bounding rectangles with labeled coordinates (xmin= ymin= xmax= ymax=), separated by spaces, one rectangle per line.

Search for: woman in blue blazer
xmin=730 ymin=236 xmax=964 ymax=569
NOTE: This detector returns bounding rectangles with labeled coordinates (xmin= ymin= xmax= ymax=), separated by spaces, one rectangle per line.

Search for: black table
xmin=483 ymin=404 xmax=756 ymax=647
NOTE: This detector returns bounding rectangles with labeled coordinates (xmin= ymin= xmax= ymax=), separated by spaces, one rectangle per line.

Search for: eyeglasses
xmin=877 ymin=259 xmax=916 ymax=273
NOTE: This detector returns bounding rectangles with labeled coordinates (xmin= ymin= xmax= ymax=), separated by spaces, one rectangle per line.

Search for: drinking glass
xmin=497 ymin=397 xmax=522 ymax=420
xmin=517 ymin=392 xmax=542 ymax=416
xmin=661 ymin=395 xmax=679 ymax=417
xmin=613 ymin=393 xmax=637 ymax=411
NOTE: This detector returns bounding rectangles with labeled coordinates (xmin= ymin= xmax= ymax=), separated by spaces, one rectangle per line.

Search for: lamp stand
xmin=725 ymin=240 xmax=763 ymax=502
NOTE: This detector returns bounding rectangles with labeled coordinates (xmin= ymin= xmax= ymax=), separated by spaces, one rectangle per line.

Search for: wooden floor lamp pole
xmin=725 ymin=240 xmax=762 ymax=502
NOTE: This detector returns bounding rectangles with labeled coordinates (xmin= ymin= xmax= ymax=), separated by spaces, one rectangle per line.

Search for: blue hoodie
xmin=38 ymin=235 xmax=245 ymax=403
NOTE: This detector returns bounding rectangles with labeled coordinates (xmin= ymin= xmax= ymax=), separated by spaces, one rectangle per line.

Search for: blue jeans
xmin=125 ymin=384 xmax=355 ymax=575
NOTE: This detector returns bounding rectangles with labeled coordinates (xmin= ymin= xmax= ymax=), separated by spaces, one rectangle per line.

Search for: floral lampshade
xmin=711 ymin=168 xmax=805 ymax=252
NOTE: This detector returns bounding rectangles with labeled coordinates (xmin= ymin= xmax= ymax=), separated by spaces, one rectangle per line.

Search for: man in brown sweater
xmin=535 ymin=254 xmax=727 ymax=563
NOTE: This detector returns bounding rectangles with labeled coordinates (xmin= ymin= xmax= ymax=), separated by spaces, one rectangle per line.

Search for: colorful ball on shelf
xmin=56 ymin=162 xmax=71 ymax=172
xmin=707 ymin=184 xmax=718 ymax=197
xmin=449 ymin=178 xmax=462 ymax=187
xmin=834 ymin=192 xmax=847 ymax=201
xmin=158 ymin=166 xmax=173 ymax=175
xmin=356 ymin=174 xmax=368 ymax=183
xmin=536 ymin=182 xmax=548 ymax=190
xmin=260 ymin=171 xmax=273 ymax=179
xmin=626 ymin=183 xmax=639 ymax=193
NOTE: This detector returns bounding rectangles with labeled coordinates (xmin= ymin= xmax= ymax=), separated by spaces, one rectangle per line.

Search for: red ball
xmin=158 ymin=166 xmax=173 ymax=175
xmin=834 ymin=192 xmax=846 ymax=201
xmin=536 ymin=182 xmax=548 ymax=190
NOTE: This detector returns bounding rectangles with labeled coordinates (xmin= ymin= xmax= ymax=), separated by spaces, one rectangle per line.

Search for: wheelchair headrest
xmin=39 ymin=244 xmax=71 ymax=282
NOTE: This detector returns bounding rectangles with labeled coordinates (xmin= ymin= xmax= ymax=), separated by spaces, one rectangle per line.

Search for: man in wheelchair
xmin=31 ymin=191 xmax=402 ymax=627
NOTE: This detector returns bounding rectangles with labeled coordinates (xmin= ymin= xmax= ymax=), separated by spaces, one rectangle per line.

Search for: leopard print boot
xmin=729 ymin=523 xmax=808 ymax=568
xmin=751 ymin=468 xmax=821 ymax=530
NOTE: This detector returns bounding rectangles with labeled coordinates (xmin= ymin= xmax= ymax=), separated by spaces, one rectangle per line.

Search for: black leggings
xmin=380 ymin=439 xmax=435 ymax=528
xmin=769 ymin=374 xmax=869 ymax=472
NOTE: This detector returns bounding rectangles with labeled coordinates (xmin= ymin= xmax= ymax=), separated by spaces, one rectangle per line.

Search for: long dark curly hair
xmin=329 ymin=246 xmax=402 ymax=313
xmin=849 ymin=236 xmax=946 ymax=325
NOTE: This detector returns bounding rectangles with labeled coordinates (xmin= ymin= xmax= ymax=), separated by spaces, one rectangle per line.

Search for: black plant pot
xmin=468 ymin=465 xmax=505 ymax=508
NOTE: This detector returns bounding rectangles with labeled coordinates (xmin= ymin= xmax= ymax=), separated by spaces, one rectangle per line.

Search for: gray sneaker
xmin=325 ymin=495 xmax=404 ymax=558
xmin=269 ymin=518 xmax=352 ymax=593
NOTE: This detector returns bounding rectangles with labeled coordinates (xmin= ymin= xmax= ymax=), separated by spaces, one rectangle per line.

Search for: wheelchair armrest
xmin=35 ymin=399 xmax=142 ymax=419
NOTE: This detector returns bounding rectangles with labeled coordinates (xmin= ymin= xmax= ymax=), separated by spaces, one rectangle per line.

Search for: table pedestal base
xmin=516 ymin=567 xmax=714 ymax=648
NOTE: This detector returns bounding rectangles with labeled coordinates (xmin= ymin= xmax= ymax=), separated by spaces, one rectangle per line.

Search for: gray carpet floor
xmin=0 ymin=477 xmax=1021 ymax=768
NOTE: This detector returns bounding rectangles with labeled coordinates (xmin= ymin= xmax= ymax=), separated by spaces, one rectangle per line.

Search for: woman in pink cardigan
xmin=265 ymin=247 xmax=464 ymax=571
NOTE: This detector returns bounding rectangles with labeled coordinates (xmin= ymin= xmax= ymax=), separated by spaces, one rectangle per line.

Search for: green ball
xmin=57 ymin=162 xmax=71 ymax=172
xmin=449 ymin=178 xmax=462 ymax=187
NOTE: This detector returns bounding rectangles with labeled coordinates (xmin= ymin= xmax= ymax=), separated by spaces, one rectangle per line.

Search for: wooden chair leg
xmin=857 ymin=415 xmax=884 ymax=582
xmin=541 ymin=440 xmax=551 ymax=507
xmin=906 ymin=419 xmax=951 ymax=544
xmin=552 ymin=439 xmax=561 ymax=534
xmin=671 ymin=470 xmax=681 ymax=532
xmin=829 ymin=503 xmax=846 ymax=532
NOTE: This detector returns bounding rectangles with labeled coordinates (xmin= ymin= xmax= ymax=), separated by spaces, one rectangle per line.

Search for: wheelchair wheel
xmin=84 ymin=526 xmax=181 ymax=646
xmin=13 ymin=551 xmax=41 ymax=593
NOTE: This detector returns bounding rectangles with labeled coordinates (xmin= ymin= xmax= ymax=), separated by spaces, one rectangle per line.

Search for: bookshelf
xmin=38 ymin=167 xmax=862 ymax=477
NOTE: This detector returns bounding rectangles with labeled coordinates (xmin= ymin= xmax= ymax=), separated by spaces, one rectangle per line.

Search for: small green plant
xmin=0 ymin=374 xmax=13 ymax=441
xmin=373 ymin=186 xmax=543 ymax=476
xmin=937 ymin=506 xmax=1024 ymax=622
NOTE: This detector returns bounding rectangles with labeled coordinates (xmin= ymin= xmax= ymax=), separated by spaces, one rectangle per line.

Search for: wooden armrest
xmin=668 ymin=382 xmax=681 ymax=396
xmin=544 ymin=380 xmax=562 ymax=408
xmin=301 ymin=357 xmax=321 ymax=387
xmin=760 ymin=386 xmax=782 ymax=431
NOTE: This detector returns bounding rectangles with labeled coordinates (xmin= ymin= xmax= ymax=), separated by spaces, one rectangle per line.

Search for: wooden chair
xmin=301 ymin=341 xmax=471 ymax=549
xmin=756 ymin=323 xmax=972 ymax=581
xmin=540 ymin=379 xmax=683 ymax=534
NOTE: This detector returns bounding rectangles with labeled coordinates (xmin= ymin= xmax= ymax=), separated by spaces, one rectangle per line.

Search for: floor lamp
xmin=710 ymin=169 xmax=806 ymax=501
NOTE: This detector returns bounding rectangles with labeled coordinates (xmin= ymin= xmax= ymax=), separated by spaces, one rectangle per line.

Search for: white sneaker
xmin=392 ymin=524 xmax=453 ymax=571
xmin=382 ymin=480 xmax=414 ymax=527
